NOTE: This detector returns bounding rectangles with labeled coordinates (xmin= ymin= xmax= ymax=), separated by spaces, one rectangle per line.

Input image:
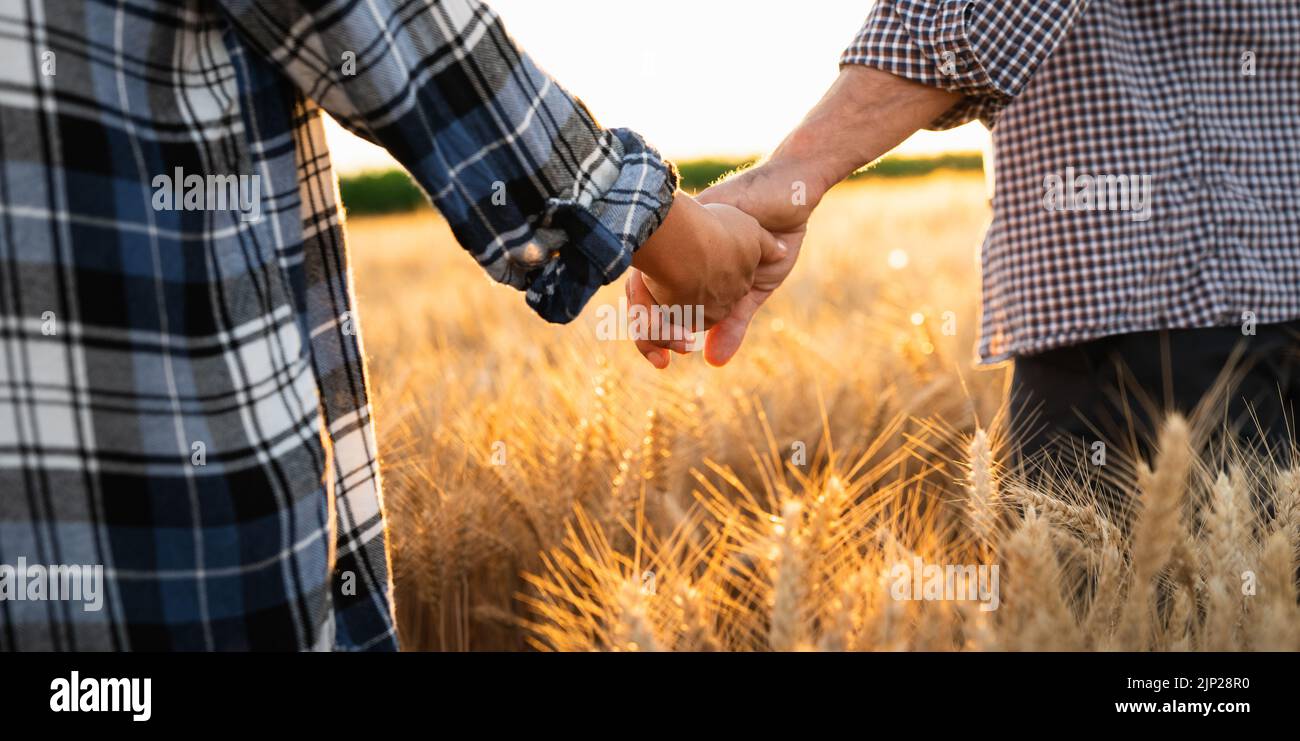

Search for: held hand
xmin=628 ymin=66 xmax=961 ymax=369
xmin=697 ymin=221 xmax=803 ymax=367
xmin=639 ymin=202 xmax=785 ymax=328
xmin=628 ymin=196 xmax=786 ymax=368
xmin=690 ymin=162 xmax=812 ymax=366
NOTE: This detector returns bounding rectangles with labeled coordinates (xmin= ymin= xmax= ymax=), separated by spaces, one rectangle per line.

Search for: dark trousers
xmin=1010 ymin=321 xmax=1300 ymax=468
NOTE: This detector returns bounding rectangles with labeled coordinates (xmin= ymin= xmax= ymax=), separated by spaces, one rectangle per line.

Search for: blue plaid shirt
xmin=0 ymin=0 xmax=675 ymax=650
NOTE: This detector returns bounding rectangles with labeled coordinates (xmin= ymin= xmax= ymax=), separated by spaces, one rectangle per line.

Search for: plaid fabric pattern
xmin=0 ymin=0 xmax=675 ymax=651
xmin=844 ymin=1 xmax=1300 ymax=363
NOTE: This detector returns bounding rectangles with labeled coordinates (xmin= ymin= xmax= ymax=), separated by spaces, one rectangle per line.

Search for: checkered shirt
xmin=0 ymin=0 xmax=675 ymax=650
xmin=843 ymin=0 xmax=1300 ymax=362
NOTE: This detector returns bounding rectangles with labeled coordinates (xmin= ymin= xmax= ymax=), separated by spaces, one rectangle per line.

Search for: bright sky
xmin=325 ymin=0 xmax=990 ymax=174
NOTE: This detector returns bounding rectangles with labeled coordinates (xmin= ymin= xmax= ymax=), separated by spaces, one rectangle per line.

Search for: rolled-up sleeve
xmin=216 ymin=0 xmax=676 ymax=323
xmin=841 ymin=0 xmax=1091 ymax=129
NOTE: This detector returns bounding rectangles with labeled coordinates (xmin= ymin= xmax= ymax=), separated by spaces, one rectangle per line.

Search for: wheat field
xmin=346 ymin=175 xmax=1300 ymax=652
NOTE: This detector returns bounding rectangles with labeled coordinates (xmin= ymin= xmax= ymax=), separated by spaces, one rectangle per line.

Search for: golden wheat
xmin=348 ymin=175 xmax=1299 ymax=651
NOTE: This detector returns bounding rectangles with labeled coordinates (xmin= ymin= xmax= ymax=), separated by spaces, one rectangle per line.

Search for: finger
xmin=636 ymin=336 xmax=671 ymax=368
xmin=703 ymin=293 xmax=764 ymax=367
xmin=651 ymin=305 xmax=695 ymax=354
xmin=625 ymin=273 xmax=667 ymax=366
xmin=626 ymin=269 xmax=694 ymax=353
xmin=759 ymin=231 xmax=788 ymax=265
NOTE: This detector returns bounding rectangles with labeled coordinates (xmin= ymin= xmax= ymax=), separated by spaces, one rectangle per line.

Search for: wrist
xmin=762 ymin=145 xmax=834 ymax=213
xmin=633 ymin=192 xmax=703 ymax=284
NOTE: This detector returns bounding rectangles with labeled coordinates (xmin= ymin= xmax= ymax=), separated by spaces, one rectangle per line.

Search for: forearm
xmin=766 ymin=65 xmax=962 ymax=206
xmin=221 ymin=0 xmax=677 ymax=324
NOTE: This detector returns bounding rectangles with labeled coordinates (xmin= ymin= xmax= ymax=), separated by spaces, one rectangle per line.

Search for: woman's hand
xmin=628 ymin=195 xmax=786 ymax=368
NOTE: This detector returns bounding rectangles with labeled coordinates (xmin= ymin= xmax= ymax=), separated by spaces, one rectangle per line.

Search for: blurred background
xmin=325 ymin=0 xmax=990 ymax=177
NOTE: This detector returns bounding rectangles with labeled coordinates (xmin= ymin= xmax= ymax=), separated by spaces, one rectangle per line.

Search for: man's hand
xmin=692 ymin=163 xmax=811 ymax=366
xmin=628 ymin=195 xmax=786 ymax=368
xmin=628 ymin=66 xmax=960 ymax=369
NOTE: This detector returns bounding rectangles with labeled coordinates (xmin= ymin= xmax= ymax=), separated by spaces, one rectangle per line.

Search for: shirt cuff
xmin=840 ymin=0 xmax=1009 ymax=130
xmin=503 ymin=128 xmax=677 ymax=324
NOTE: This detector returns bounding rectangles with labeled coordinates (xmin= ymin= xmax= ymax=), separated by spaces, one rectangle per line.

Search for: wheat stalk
xmin=769 ymin=500 xmax=810 ymax=651
xmin=1117 ymin=416 xmax=1192 ymax=649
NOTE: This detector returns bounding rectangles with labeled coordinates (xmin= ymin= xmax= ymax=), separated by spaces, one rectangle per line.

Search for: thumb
xmin=703 ymin=293 xmax=763 ymax=367
xmin=759 ymin=232 xmax=788 ymax=265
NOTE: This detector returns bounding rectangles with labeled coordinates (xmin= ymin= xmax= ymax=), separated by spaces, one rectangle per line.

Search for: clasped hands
xmin=626 ymin=161 xmax=820 ymax=369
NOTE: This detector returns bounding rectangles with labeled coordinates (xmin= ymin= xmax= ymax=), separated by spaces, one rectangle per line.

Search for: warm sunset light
xmin=325 ymin=0 xmax=990 ymax=174
xmin=4 ymin=0 xmax=1294 ymax=714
